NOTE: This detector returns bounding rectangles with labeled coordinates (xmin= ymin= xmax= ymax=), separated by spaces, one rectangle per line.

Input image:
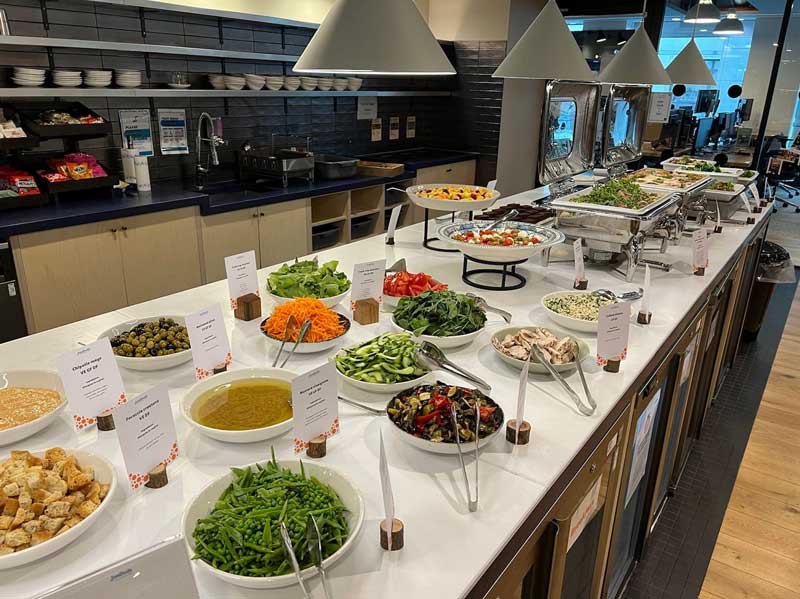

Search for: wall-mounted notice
xmin=647 ymin=92 xmax=672 ymax=124
xmin=357 ymin=96 xmax=378 ymax=120
xmin=119 ymin=109 xmax=153 ymax=156
xmin=371 ymin=118 xmax=383 ymax=142
xmin=406 ymin=116 xmax=416 ymax=139
xmin=389 ymin=116 xmax=400 ymax=140
xmin=157 ymin=109 xmax=189 ymax=155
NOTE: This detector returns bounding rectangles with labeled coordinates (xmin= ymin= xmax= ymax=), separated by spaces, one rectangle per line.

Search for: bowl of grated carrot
xmin=260 ymin=298 xmax=351 ymax=354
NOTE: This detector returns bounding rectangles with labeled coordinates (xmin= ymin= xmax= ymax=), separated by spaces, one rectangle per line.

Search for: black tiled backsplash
xmin=0 ymin=1 xmax=504 ymax=185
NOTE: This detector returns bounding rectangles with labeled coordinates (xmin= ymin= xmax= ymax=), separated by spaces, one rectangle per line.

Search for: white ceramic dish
xmin=84 ymin=82 xmax=111 ymax=88
xmin=261 ymin=313 xmax=350 ymax=354
xmin=97 ymin=315 xmax=192 ymax=371
xmin=0 ymin=449 xmax=117 ymax=570
xmin=14 ymin=67 xmax=45 ymax=76
xmin=405 ymin=183 xmax=500 ymax=212
xmin=489 ymin=326 xmax=590 ymax=374
xmin=437 ymin=221 xmax=566 ymax=263
xmin=266 ymin=82 xmax=283 ymax=91
xmin=300 ymin=82 xmax=318 ymax=91
xmin=284 ymin=81 xmax=301 ymax=91
xmin=333 ymin=353 xmax=430 ymax=395
xmin=660 ymin=157 xmax=716 ymax=172
xmin=267 ymin=286 xmax=350 ymax=309
xmin=182 ymin=459 xmax=364 ymax=589
xmin=181 ymin=367 xmax=296 ymax=444
xmin=704 ymin=183 xmax=746 ymax=203
xmin=168 ymin=83 xmax=191 ymax=89
xmin=0 ymin=370 xmax=67 ymax=446
xmin=116 ymin=81 xmax=142 ymax=88
xmin=676 ymin=166 xmax=743 ymax=181
xmin=347 ymin=77 xmax=363 ymax=91
xmin=225 ymin=83 xmax=246 ymax=90
xmin=390 ymin=316 xmax=484 ymax=349
xmin=540 ymin=291 xmax=621 ymax=333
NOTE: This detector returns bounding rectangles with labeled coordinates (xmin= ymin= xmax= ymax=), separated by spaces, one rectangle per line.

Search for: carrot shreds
xmin=262 ymin=298 xmax=345 ymax=343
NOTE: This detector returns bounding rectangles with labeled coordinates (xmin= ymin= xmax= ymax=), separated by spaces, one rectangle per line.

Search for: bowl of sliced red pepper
xmin=383 ymin=271 xmax=448 ymax=308
xmin=385 ymin=382 xmax=504 ymax=454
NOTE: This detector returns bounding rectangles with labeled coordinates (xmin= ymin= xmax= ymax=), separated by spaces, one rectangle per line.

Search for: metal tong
xmin=529 ymin=342 xmax=596 ymax=416
xmin=279 ymin=521 xmax=313 ymax=599
xmin=594 ymin=287 xmax=643 ymax=302
xmin=451 ymin=402 xmax=479 ymax=512
xmin=338 ymin=395 xmax=386 ymax=416
xmin=307 ymin=514 xmax=333 ymax=599
xmin=485 ymin=208 xmax=519 ymax=230
xmin=465 ymin=293 xmax=512 ymax=324
xmin=273 ymin=318 xmax=312 ymax=368
xmin=416 ymin=342 xmax=492 ymax=391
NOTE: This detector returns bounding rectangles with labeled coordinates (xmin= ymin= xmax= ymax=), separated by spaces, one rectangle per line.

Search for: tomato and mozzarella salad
xmin=451 ymin=228 xmax=542 ymax=247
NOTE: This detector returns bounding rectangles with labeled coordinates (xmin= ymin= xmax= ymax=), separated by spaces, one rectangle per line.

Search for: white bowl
xmin=182 ymin=459 xmax=364 ymax=589
xmin=347 ymin=78 xmax=363 ymax=91
xmin=0 ymin=370 xmax=67 ymax=446
xmin=300 ymin=82 xmax=318 ymax=91
xmin=84 ymin=81 xmax=111 ymax=88
xmin=333 ymin=350 xmax=430 ymax=394
xmin=266 ymin=82 xmax=283 ymax=91
xmin=261 ymin=312 xmax=350 ymax=354
xmin=437 ymin=220 xmax=566 ymax=263
xmin=210 ymin=81 xmax=227 ymax=90
xmin=15 ymin=67 xmax=45 ymax=74
xmin=489 ymin=325 xmax=590 ymax=374
xmin=225 ymin=82 xmax=246 ymax=90
xmin=406 ymin=183 xmax=501 ymax=212
xmin=168 ymin=83 xmax=191 ymax=89
xmin=116 ymin=81 xmax=142 ymax=88
xmin=53 ymin=70 xmax=81 ymax=76
xmin=246 ymin=81 xmax=263 ymax=90
xmin=317 ymin=82 xmax=333 ymax=91
xmin=12 ymin=79 xmax=44 ymax=87
xmin=97 ymin=315 xmax=192 ymax=371
xmin=181 ymin=367 xmax=296 ymax=444
xmin=540 ymin=291 xmax=621 ymax=333
xmin=0 ymin=449 xmax=117 ymax=570
xmin=333 ymin=83 xmax=348 ymax=91
xmin=284 ymin=81 xmax=301 ymax=91
xmin=267 ymin=286 xmax=350 ymax=309
xmin=390 ymin=316 xmax=484 ymax=349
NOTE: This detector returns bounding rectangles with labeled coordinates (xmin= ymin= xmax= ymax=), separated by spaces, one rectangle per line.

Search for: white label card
xmin=371 ymin=118 xmax=382 ymax=142
xmin=568 ymin=476 xmax=602 ymax=550
xmin=350 ymin=259 xmax=386 ymax=310
xmin=515 ymin=353 xmax=530 ymax=444
xmin=748 ymin=182 xmax=760 ymax=201
xmin=406 ymin=115 xmax=416 ymax=139
xmin=573 ymin=238 xmax=585 ymax=284
xmin=378 ymin=431 xmax=396 ymax=550
xmin=389 ymin=116 xmax=400 ymax=141
xmin=119 ymin=109 xmax=153 ymax=156
xmin=224 ymin=250 xmax=259 ymax=311
xmin=185 ymin=305 xmax=232 ymax=380
xmin=57 ymin=338 xmax=127 ymax=431
xmin=596 ymin=303 xmax=630 ymax=365
xmin=386 ymin=205 xmax=403 ymax=243
xmin=357 ymin=96 xmax=377 ymax=120
xmin=646 ymin=92 xmax=672 ymax=124
xmin=641 ymin=264 xmax=651 ymax=315
xmin=115 ymin=384 xmax=178 ymax=489
xmin=625 ymin=389 xmax=662 ymax=506
xmin=692 ymin=228 xmax=708 ymax=270
xmin=292 ymin=363 xmax=339 ymax=454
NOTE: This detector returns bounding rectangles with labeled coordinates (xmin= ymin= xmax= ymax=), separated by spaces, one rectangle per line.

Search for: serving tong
xmin=279 ymin=521 xmax=313 ymax=599
xmin=593 ymin=287 xmax=643 ymax=302
xmin=529 ymin=341 xmax=596 ymax=417
xmin=465 ymin=293 xmax=512 ymax=324
xmin=415 ymin=342 xmax=492 ymax=391
xmin=485 ymin=208 xmax=519 ymax=230
xmin=272 ymin=318 xmax=312 ymax=368
xmin=278 ymin=514 xmax=333 ymax=599
xmin=450 ymin=402 xmax=479 ymax=512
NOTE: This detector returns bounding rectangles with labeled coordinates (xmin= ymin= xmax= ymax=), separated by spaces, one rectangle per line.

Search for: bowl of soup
xmin=181 ymin=368 xmax=295 ymax=443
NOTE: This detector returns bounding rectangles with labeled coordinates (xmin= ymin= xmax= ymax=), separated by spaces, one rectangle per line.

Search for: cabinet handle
xmin=589 ymin=463 xmax=597 ymax=474
xmin=120 ymin=226 xmax=128 ymax=232
xmin=445 ymin=168 xmax=453 ymax=173
xmin=260 ymin=212 xmax=265 ymax=217
xmin=252 ymin=213 xmax=258 ymax=218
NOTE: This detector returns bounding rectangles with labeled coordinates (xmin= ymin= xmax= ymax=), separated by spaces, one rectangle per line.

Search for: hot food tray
xmin=548 ymin=185 xmax=677 ymax=217
xmin=621 ymin=168 xmax=710 ymax=194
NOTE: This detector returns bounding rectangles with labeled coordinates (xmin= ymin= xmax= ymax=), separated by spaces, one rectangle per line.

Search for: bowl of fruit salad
xmin=438 ymin=221 xmax=565 ymax=262
xmin=405 ymin=183 xmax=501 ymax=212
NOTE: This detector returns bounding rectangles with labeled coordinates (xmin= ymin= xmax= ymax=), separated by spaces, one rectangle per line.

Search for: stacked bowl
xmin=300 ymin=76 xmax=318 ymax=91
xmin=208 ymin=74 xmax=225 ymax=90
xmin=317 ymin=77 xmax=334 ymax=91
xmin=265 ymin=75 xmax=284 ymax=91
xmin=84 ymin=70 xmax=112 ymax=88
xmin=244 ymin=73 xmax=265 ymax=90
xmin=13 ymin=67 xmax=46 ymax=87
xmin=52 ymin=70 xmax=82 ymax=87
xmin=115 ymin=70 xmax=142 ymax=88
xmin=283 ymin=76 xmax=300 ymax=91
xmin=347 ymin=77 xmax=363 ymax=91
xmin=333 ymin=78 xmax=348 ymax=91
xmin=224 ymin=74 xmax=246 ymax=90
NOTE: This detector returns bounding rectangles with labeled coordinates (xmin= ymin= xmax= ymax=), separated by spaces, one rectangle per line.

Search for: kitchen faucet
xmin=195 ymin=112 xmax=226 ymax=191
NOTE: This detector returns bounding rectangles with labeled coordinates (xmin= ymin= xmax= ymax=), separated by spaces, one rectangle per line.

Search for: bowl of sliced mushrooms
xmin=490 ymin=326 xmax=590 ymax=374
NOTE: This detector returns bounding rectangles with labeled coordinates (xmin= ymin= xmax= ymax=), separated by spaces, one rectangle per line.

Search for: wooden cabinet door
xmin=200 ymin=207 xmax=261 ymax=283
xmin=258 ymin=199 xmax=312 ymax=268
xmin=118 ymin=207 xmax=203 ymax=305
xmin=11 ymin=222 xmax=127 ymax=332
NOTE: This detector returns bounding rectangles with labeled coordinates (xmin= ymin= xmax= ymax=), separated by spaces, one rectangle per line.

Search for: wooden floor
xmin=700 ymin=283 xmax=800 ymax=599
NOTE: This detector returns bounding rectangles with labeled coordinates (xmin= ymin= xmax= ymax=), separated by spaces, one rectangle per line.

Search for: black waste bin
xmin=742 ymin=241 xmax=796 ymax=341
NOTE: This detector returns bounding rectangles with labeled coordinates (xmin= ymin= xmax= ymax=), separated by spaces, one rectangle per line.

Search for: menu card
xmin=573 ymin=238 xmax=586 ymax=287
xmin=596 ymin=303 xmax=630 ymax=366
xmin=640 ymin=264 xmax=652 ymax=316
xmin=748 ymin=182 xmax=760 ymax=202
xmin=224 ymin=250 xmax=259 ymax=311
xmin=185 ymin=305 xmax=232 ymax=379
xmin=350 ymin=259 xmax=386 ymax=311
xmin=57 ymin=339 xmax=127 ymax=431
xmin=115 ymin=384 xmax=178 ymax=489
xmin=514 ymin=353 xmax=531 ymax=444
xmin=291 ymin=363 xmax=339 ymax=454
xmin=692 ymin=228 xmax=709 ymax=273
xmin=379 ymin=430 xmax=396 ymax=549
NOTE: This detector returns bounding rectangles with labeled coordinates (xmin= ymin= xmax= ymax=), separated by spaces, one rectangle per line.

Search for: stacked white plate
xmin=244 ymin=73 xmax=265 ymax=90
xmin=347 ymin=77 xmax=363 ymax=91
xmin=317 ymin=77 xmax=334 ymax=91
xmin=283 ymin=76 xmax=300 ymax=91
xmin=265 ymin=75 xmax=284 ymax=91
xmin=115 ymin=69 xmax=142 ymax=88
xmin=52 ymin=69 xmax=82 ymax=87
xmin=224 ymin=74 xmax=246 ymax=90
xmin=300 ymin=76 xmax=318 ymax=91
xmin=208 ymin=74 xmax=226 ymax=90
xmin=84 ymin=70 xmax=112 ymax=88
xmin=333 ymin=78 xmax=348 ymax=91
xmin=13 ymin=67 xmax=46 ymax=87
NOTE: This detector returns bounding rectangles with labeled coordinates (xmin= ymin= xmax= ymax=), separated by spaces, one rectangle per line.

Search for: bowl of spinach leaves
xmin=391 ymin=290 xmax=487 ymax=348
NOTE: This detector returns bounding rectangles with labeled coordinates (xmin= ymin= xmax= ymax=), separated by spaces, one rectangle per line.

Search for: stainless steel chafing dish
xmin=238 ymin=134 xmax=315 ymax=187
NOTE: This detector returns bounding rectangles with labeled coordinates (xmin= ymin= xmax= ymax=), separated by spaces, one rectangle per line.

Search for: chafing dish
xmin=238 ymin=134 xmax=315 ymax=187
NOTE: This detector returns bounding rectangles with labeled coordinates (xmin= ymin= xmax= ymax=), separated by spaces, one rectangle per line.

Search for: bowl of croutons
xmin=0 ymin=447 xmax=116 ymax=569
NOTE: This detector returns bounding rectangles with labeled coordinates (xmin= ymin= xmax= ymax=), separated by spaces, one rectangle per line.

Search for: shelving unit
xmin=350 ymin=185 xmax=383 ymax=216
xmin=0 ymin=88 xmax=451 ymax=99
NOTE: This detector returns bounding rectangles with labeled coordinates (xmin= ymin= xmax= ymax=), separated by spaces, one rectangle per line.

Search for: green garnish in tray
xmin=708 ymin=181 xmax=736 ymax=192
xmin=575 ymin=179 xmax=660 ymax=210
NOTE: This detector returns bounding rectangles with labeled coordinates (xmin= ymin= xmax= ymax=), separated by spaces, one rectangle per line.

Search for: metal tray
xmin=676 ymin=166 xmax=743 ymax=181
xmin=621 ymin=168 xmax=711 ymax=194
xmin=315 ymin=154 xmax=358 ymax=180
xmin=549 ymin=184 xmax=677 ymax=216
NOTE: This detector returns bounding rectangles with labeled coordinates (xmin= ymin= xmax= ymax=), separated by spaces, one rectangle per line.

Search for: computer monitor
xmin=695 ymin=89 xmax=719 ymax=115
xmin=695 ymin=117 xmax=714 ymax=151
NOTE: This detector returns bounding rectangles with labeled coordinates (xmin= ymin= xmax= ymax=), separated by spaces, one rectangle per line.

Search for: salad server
xmin=279 ymin=522 xmax=313 ymax=599
xmin=465 ymin=293 xmax=512 ymax=324
xmin=594 ymin=287 xmax=643 ymax=302
xmin=307 ymin=514 xmax=333 ymax=599
xmin=416 ymin=342 xmax=492 ymax=391
xmin=529 ymin=343 xmax=595 ymax=416
xmin=279 ymin=318 xmax=312 ymax=368
xmin=485 ymin=208 xmax=519 ymax=230
xmin=450 ymin=402 xmax=479 ymax=512
xmin=338 ymin=395 xmax=387 ymax=416
xmin=386 ymin=258 xmax=407 ymax=274
xmin=568 ymin=337 xmax=596 ymax=415
xmin=271 ymin=314 xmax=299 ymax=368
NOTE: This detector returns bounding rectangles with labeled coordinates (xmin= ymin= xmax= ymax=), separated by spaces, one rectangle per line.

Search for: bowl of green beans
xmin=182 ymin=453 xmax=364 ymax=589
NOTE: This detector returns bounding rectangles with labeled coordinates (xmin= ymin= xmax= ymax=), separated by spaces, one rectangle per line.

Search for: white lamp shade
xmin=666 ymin=39 xmax=717 ymax=85
xmin=685 ymin=0 xmax=721 ymax=24
xmin=293 ymin=0 xmax=455 ymax=75
xmin=599 ymin=26 xmax=672 ymax=85
xmin=714 ymin=12 xmax=745 ymax=35
xmin=493 ymin=0 xmax=594 ymax=81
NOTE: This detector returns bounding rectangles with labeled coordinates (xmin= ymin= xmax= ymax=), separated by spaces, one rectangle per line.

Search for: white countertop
xmin=0 ymin=190 xmax=769 ymax=599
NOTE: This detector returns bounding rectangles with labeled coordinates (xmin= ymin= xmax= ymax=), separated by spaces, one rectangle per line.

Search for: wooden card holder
xmin=234 ymin=293 xmax=261 ymax=322
xmin=353 ymin=298 xmax=380 ymax=325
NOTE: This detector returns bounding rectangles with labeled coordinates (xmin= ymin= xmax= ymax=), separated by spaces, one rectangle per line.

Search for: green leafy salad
xmin=578 ymin=179 xmax=659 ymax=210
xmin=268 ymin=260 xmax=351 ymax=299
xmin=393 ymin=290 xmax=486 ymax=337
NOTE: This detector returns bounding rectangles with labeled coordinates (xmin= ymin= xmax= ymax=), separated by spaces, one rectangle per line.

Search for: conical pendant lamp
xmin=599 ymin=26 xmax=671 ymax=84
xmin=666 ymin=39 xmax=716 ymax=85
xmin=293 ymin=0 xmax=455 ymax=75
xmin=493 ymin=0 xmax=594 ymax=80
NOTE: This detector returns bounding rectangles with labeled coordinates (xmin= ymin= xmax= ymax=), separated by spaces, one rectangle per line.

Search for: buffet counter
xmin=0 ymin=188 xmax=770 ymax=599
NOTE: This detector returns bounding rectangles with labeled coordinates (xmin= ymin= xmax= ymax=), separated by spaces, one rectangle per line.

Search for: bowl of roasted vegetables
xmin=98 ymin=316 xmax=192 ymax=371
xmin=183 ymin=452 xmax=364 ymax=589
xmin=386 ymin=383 xmax=504 ymax=454
xmin=405 ymin=183 xmax=501 ymax=212
xmin=438 ymin=221 xmax=565 ymax=262
xmin=383 ymin=271 xmax=447 ymax=308
xmin=490 ymin=326 xmax=590 ymax=374
xmin=391 ymin=290 xmax=486 ymax=349
xmin=267 ymin=260 xmax=351 ymax=308
xmin=334 ymin=332 xmax=429 ymax=393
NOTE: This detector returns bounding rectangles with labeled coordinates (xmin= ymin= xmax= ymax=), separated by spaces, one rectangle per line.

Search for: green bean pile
xmin=192 ymin=453 xmax=349 ymax=578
